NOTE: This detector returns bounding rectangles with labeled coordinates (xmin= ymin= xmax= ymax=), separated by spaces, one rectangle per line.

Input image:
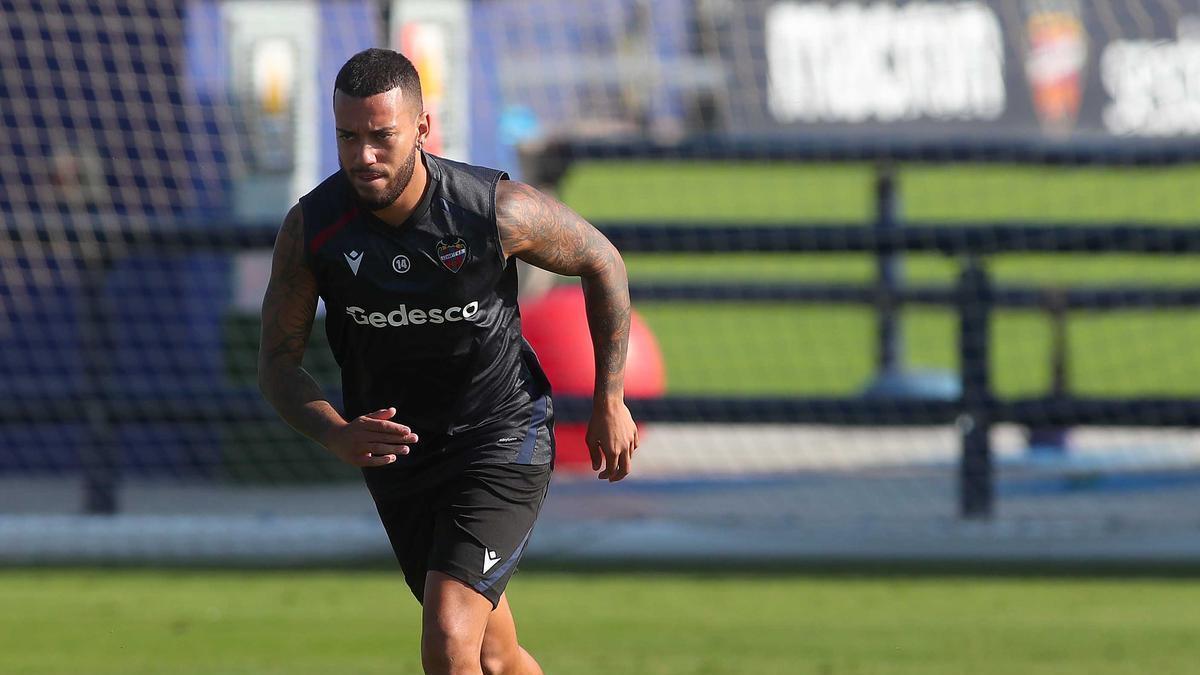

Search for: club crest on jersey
xmin=436 ymin=237 xmax=468 ymax=273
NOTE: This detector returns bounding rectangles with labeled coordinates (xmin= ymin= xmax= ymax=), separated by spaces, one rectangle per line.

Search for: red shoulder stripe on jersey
xmin=308 ymin=206 xmax=359 ymax=255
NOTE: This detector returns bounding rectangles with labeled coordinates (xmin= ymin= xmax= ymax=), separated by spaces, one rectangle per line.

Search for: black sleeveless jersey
xmin=299 ymin=153 xmax=552 ymax=463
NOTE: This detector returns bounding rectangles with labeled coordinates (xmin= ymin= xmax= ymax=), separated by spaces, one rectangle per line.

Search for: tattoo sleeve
xmin=497 ymin=181 xmax=631 ymax=403
xmin=257 ymin=205 xmax=345 ymax=444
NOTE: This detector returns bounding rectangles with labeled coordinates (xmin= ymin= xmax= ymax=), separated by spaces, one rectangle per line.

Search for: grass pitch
xmin=4 ymin=569 xmax=1198 ymax=675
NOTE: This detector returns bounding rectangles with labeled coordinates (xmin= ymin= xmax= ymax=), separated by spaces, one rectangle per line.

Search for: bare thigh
xmin=421 ymin=571 xmax=493 ymax=672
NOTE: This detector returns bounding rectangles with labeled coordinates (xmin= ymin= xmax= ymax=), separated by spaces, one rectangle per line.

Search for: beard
xmin=344 ymin=141 xmax=419 ymax=211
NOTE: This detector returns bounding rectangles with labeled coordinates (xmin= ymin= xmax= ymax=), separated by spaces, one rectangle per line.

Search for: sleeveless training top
xmin=299 ymin=153 xmax=552 ymax=463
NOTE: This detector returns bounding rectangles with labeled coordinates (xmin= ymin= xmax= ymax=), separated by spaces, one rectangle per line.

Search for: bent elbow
xmin=584 ymin=241 xmax=626 ymax=281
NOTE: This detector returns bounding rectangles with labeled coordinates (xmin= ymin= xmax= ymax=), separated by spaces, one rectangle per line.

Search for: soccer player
xmin=257 ymin=48 xmax=637 ymax=675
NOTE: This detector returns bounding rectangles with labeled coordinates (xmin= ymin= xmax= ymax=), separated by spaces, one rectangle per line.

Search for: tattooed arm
xmin=258 ymin=205 xmax=417 ymax=467
xmin=497 ymin=180 xmax=638 ymax=481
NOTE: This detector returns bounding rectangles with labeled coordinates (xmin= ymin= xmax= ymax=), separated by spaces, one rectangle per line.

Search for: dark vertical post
xmin=875 ymin=161 xmax=901 ymax=374
xmin=957 ymin=256 xmax=993 ymax=518
xmin=80 ymin=262 xmax=118 ymax=515
xmin=1027 ymin=289 xmax=1069 ymax=453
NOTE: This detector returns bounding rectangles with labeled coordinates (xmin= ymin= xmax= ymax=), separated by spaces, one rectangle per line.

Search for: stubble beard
xmin=346 ymin=141 xmax=419 ymax=211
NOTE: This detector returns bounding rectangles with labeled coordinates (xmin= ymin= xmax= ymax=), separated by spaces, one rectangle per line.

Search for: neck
xmin=372 ymin=152 xmax=428 ymax=226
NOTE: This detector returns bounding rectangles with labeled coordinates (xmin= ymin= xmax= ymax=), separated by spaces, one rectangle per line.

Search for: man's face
xmin=333 ymin=88 xmax=425 ymax=210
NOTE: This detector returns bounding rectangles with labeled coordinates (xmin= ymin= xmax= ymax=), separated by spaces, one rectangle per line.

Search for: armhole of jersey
xmin=490 ymin=171 xmax=511 ymax=270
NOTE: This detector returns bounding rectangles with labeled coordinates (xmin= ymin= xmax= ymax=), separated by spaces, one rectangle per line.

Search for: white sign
xmin=391 ymin=0 xmax=471 ymax=161
xmin=1102 ymin=31 xmax=1200 ymax=136
xmin=766 ymin=2 xmax=1006 ymax=123
xmin=223 ymin=0 xmax=319 ymax=221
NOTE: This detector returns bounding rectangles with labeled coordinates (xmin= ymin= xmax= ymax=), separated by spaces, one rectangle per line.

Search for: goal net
xmin=3 ymin=0 xmax=1200 ymax=565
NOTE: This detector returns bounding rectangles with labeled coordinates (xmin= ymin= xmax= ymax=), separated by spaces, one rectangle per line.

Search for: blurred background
xmin=3 ymin=1 xmax=1200 ymax=673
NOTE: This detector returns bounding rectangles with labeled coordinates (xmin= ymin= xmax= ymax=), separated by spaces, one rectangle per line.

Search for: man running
xmin=258 ymin=48 xmax=637 ymax=675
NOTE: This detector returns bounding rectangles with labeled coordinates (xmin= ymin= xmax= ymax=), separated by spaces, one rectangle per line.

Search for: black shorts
xmin=365 ymin=455 xmax=552 ymax=609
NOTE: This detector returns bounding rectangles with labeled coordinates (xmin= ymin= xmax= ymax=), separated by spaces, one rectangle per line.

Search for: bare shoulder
xmin=283 ymin=202 xmax=304 ymax=227
xmin=270 ymin=204 xmax=309 ymax=272
xmin=278 ymin=203 xmax=304 ymax=246
xmin=265 ymin=203 xmax=316 ymax=302
xmin=495 ymin=178 xmax=542 ymax=212
xmin=495 ymin=179 xmax=555 ymax=257
xmin=494 ymin=180 xmax=617 ymax=276
xmin=260 ymin=203 xmax=318 ymax=365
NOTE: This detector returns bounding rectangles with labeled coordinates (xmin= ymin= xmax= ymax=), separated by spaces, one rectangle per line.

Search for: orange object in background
xmin=520 ymin=286 xmax=666 ymax=471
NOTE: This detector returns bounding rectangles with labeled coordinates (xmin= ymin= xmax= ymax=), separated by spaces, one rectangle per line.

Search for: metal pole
xmin=875 ymin=161 xmax=901 ymax=374
xmin=80 ymin=262 xmax=118 ymax=515
xmin=1027 ymin=289 xmax=1069 ymax=453
xmin=957 ymin=256 xmax=993 ymax=518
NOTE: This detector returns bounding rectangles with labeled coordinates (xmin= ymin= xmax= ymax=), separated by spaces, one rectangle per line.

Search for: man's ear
xmin=416 ymin=111 xmax=431 ymax=148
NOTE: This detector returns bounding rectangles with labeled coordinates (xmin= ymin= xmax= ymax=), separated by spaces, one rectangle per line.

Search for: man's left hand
xmin=585 ymin=400 xmax=638 ymax=482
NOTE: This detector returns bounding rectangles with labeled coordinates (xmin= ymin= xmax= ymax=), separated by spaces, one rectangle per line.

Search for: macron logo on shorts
xmin=483 ymin=548 xmax=501 ymax=574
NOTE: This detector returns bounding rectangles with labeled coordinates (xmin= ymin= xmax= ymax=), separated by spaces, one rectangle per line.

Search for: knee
xmin=421 ymin=622 xmax=482 ymax=675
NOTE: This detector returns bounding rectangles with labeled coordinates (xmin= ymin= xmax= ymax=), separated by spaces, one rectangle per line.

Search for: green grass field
xmin=554 ymin=163 xmax=1200 ymax=397
xmin=5 ymin=569 xmax=1199 ymax=675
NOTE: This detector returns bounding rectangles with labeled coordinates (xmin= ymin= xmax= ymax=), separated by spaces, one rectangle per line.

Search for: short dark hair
xmin=334 ymin=48 xmax=423 ymax=109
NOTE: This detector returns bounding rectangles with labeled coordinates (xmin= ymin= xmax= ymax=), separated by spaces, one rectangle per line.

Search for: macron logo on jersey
xmin=345 ymin=301 xmax=481 ymax=328
xmin=344 ymin=250 xmax=364 ymax=276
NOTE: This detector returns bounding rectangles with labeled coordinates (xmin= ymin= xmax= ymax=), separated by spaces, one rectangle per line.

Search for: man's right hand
xmin=322 ymin=407 xmax=419 ymax=467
